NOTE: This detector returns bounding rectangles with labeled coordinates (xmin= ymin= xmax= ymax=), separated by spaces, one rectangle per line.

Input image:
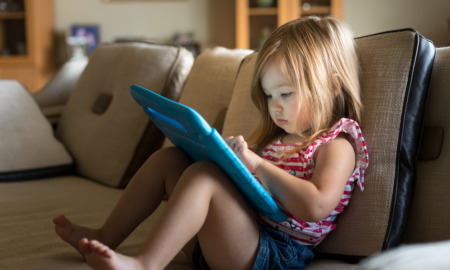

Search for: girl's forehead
xmin=261 ymin=56 xmax=295 ymax=85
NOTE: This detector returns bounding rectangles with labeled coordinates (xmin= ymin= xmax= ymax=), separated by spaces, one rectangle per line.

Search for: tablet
xmin=130 ymin=84 xmax=287 ymax=222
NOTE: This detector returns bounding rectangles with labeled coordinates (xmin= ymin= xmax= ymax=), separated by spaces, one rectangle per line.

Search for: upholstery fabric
xmin=222 ymin=29 xmax=435 ymax=258
xmin=405 ymin=47 xmax=450 ymax=243
xmin=221 ymin=53 xmax=259 ymax=139
xmin=0 ymin=175 xmax=348 ymax=270
xmin=162 ymin=47 xmax=252 ymax=148
xmin=56 ymin=42 xmax=194 ymax=187
xmin=0 ymin=177 xmax=191 ymax=270
xmin=34 ymin=59 xmax=89 ymax=108
xmin=313 ymin=30 xmax=434 ymax=257
xmin=33 ymin=59 xmax=88 ymax=125
xmin=0 ymin=80 xmax=72 ymax=181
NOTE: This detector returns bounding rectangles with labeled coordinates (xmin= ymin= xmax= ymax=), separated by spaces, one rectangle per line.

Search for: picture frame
xmin=102 ymin=0 xmax=186 ymax=2
xmin=70 ymin=25 xmax=100 ymax=55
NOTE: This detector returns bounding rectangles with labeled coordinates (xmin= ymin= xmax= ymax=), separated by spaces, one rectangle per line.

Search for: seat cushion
xmin=56 ymin=42 xmax=194 ymax=187
xmin=0 ymin=177 xmax=191 ymax=270
xmin=0 ymin=80 xmax=72 ymax=181
xmin=222 ymin=29 xmax=435 ymax=259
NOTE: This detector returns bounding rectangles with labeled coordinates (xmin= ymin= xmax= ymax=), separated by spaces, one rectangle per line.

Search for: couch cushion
xmin=222 ymin=29 xmax=435 ymax=259
xmin=33 ymin=59 xmax=88 ymax=125
xmin=358 ymin=240 xmax=450 ymax=269
xmin=56 ymin=42 xmax=194 ymax=187
xmin=0 ymin=80 xmax=73 ymax=181
xmin=162 ymin=47 xmax=252 ymax=148
xmin=221 ymin=53 xmax=259 ymax=139
xmin=34 ymin=59 xmax=89 ymax=108
xmin=404 ymin=47 xmax=450 ymax=243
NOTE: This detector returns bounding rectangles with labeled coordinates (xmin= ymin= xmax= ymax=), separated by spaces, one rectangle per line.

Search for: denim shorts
xmin=192 ymin=222 xmax=315 ymax=270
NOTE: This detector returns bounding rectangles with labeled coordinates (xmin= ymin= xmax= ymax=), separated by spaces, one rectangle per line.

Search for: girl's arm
xmin=226 ymin=135 xmax=355 ymax=222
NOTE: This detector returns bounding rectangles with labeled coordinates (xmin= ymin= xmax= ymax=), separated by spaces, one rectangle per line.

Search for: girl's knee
xmin=180 ymin=161 xmax=234 ymax=192
xmin=149 ymin=147 xmax=191 ymax=166
xmin=183 ymin=162 xmax=222 ymax=180
xmin=153 ymin=146 xmax=185 ymax=159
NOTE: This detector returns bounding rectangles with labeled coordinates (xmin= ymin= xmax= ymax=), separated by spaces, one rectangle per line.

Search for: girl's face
xmin=261 ymin=57 xmax=311 ymax=137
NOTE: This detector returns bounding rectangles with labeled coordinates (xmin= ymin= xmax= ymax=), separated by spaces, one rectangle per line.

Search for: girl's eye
xmin=281 ymin=92 xmax=293 ymax=98
xmin=265 ymin=94 xmax=272 ymax=99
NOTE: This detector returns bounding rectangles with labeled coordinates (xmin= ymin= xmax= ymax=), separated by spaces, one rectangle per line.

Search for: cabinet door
xmin=0 ymin=0 xmax=55 ymax=93
xmin=236 ymin=0 xmax=280 ymax=49
xmin=235 ymin=0 xmax=343 ymax=49
xmin=0 ymin=0 xmax=27 ymax=58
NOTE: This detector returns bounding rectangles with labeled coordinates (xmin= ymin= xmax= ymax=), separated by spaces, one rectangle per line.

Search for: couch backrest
xmin=162 ymin=46 xmax=252 ymax=147
xmin=222 ymin=29 xmax=435 ymax=259
xmin=405 ymin=46 xmax=450 ymax=243
xmin=56 ymin=42 xmax=194 ymax=187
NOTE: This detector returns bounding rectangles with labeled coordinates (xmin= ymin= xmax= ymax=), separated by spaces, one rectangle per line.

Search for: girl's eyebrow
xmin=271 ymin=82 xmax=295 ymax=89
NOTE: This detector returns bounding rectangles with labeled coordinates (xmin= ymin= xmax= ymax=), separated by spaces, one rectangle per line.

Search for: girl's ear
xmin=331 ymin=74 xmax=342 ymax=98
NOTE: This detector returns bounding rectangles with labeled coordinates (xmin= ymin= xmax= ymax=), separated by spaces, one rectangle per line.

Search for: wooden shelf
xmin=0 ymin=12 xmax=26 ymax=19
xmin=249 ymin=7 xmax=278 ymax=16
xmin=0 ymin=55 xmax=31 ymax=63
xmin=235 ymin=0 xmax=343 ymax=49
xmin=0 ymin=0 xmax=56 ymax=93
xmin=0 ymin=12 xmax=25 ymax=19
xmin=302 ymin=6 xmax=331 ymax=15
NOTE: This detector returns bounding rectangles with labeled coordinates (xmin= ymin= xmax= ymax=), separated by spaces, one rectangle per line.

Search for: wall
xmin=54 ymin=0 xmax=209 ymax=44
xmin=344 ymin=0 xmax=450 ymax=47
xmin=55 ymin=0 xmax=450 ymax=48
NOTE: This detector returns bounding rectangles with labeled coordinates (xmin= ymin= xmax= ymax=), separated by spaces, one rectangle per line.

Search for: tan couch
xmin=0 ymin=28 xmax=448 ymax=269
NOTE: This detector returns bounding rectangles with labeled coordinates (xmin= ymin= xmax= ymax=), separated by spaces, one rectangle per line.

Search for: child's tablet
xmin=130 ymin=85 xmax=287 ymax=222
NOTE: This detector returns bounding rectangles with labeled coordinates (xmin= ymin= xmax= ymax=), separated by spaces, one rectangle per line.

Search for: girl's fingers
xmin=225 ymin=136 xmax=248 ymax=155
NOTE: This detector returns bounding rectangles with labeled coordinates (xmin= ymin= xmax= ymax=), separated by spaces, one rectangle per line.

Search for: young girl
xmin=53 ymin=16 xmax=368 ymax=270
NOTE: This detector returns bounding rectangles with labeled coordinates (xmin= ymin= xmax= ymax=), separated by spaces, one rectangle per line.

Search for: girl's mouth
xmin=277 ymin=119 xmax=288 ymax=125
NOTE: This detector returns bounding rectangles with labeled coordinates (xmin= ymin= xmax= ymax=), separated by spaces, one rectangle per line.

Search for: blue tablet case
xmin=130 ymin=85 xmax=287 ymax=222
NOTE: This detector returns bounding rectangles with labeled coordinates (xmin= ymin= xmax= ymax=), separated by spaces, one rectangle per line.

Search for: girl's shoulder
xmin=314 ymin=118 xmax=369 ymax=190
xmin=260 ymin=118 xmax=369 ymax=167
xmin=312 ymin=118 xmax=366 ymax=150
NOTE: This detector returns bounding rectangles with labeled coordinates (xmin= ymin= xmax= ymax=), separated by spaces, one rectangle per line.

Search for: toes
xmin=80 ymin=239 xmax=113 ymax=259
xmin=90 ymin=240 xmax=113 ymax=258
xmin=53 ymin=214 xmax=63 ymax=225
xmin=53 ymin=214 xmax=71 ymax=227
xmin=79 ymin=238 xmax=92 ymax=255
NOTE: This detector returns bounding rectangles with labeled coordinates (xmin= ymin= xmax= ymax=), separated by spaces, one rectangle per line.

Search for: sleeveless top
xmin=254 ymin=118 xmax=369 ymax=247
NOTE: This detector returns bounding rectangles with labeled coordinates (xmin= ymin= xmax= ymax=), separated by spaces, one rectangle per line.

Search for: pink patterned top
xmin=255 ymin=118 xmax=369 ymax=247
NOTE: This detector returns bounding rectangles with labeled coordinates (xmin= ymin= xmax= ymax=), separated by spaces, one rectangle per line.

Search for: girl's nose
xmin=270 ymin=99 xmax=283 ymax=112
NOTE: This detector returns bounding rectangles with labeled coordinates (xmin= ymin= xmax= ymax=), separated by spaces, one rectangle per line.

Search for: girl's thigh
xmin=181 ymin=161 xmax=260 ymax=270
xmin=140 ymin=146 xmax=193 ymax=198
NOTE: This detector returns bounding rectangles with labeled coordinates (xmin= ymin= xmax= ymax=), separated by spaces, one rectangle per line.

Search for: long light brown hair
xmin=249 ymin=16 xmax=362 ymax=154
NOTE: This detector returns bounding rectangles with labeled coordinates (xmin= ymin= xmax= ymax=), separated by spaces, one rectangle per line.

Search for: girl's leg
xmin=80 ymin=161 xmax=260 ymax=270
xmin=53 ymin=147 xmax=193 ymax=252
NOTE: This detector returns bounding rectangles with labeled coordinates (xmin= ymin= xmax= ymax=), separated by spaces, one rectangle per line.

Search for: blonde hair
xmin=249 ymin=16 xmax=362 ymax=153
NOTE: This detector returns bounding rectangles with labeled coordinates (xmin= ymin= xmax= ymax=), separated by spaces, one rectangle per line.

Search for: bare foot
xmin=53 ymin=214 xmax=102 ymax=255
xmin=79 ymin=238 xmax=145 ymax=270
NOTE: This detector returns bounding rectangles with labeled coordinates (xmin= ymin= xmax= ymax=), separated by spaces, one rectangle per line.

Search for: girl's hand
xmin=225 ymin=136 xmax=262 ymax=173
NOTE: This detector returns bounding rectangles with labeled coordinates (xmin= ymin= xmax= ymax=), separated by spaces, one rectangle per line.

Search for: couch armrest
xmin=33 ymin=59 xmax=88 ymax=125
xmin=0 ymin=80 xmax=73 ymax=181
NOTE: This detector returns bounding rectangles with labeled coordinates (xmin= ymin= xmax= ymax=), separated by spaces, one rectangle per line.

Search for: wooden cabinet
xmin=0 ymin=0 xmax=55 ymax=93
xmin=236 ymin=0 xmax=343 ymax=49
